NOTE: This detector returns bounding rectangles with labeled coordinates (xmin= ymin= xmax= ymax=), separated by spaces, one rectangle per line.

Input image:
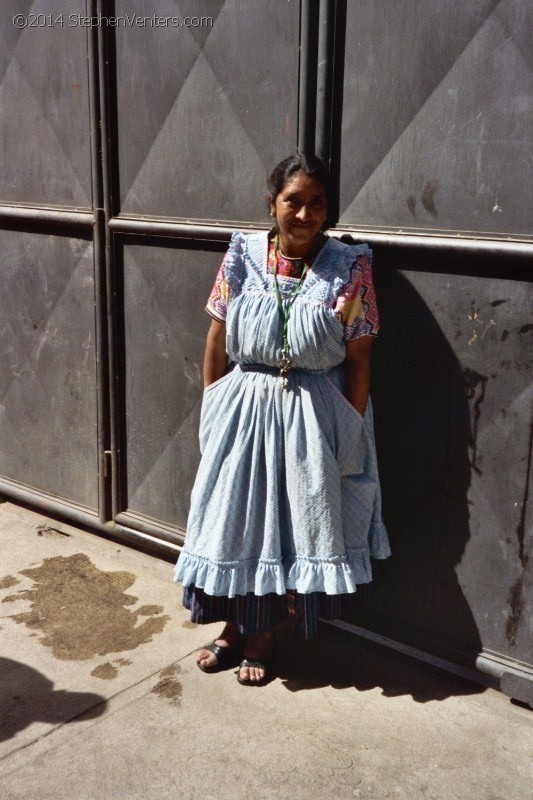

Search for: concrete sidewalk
xmin=0 ymin=500 xmax=530 ymax=800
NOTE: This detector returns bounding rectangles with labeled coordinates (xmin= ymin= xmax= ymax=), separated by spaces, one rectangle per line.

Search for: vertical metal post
xmin=96 ymin=0 xmax=121 ymax=519
xmin=298 ymin=0 xmax=320 ymax=154
xmin=316 ymin=0 xmax=335 ymax=165
xmin=327 ymin=0 xmax=347 ymax=226
xmin=87 ymin=0 xmax=111 ymax=523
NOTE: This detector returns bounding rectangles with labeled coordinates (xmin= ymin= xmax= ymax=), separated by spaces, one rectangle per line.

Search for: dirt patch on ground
xmin=91 ymin=662 xmax=119 ymax=680
xmin=151 ymin=664 xmax=182 ymax=705
xmin=0 ymin=576 xmax=20 ymax=590
xmin=90 ymin=657 xmax=133 ymax=679
xmin=8 ymin=553 xmax=170 ymax=660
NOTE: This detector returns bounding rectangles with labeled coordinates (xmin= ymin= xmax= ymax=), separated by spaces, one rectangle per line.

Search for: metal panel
xmin=0 ymin=229 xmax=99 ymax=509
xmin=114 ymin=0 xmax=299 ymax=221
xmin=118 ymin=239 xmax=223 ymax=528
xmin=0 ymin=0 xmax=92 ymax=208
xmin=338 ymin=0 xmax=533 ymax=239
xmin=348 ymin=252 xmax=532 ymax=670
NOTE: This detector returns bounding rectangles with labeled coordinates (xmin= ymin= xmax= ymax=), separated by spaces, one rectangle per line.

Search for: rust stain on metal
xmin=463 ymin=368 xmax=488 ymax=476
xmin=8 ymin=553 xmax=170 ymax=660
xmin=481 ymin=319 xmax=496 ymax=339
xmin=421 ymin=180 xmax=438 ymax=217
xmin=506 ymin=576 xmax=524 ymax=648
xmin=506 ymin=414 xmax=533 ymax=647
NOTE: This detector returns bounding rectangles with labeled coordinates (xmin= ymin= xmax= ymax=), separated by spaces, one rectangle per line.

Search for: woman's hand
xmin=344 ymin=335 xmax=373 ymax=418
xmin=203 ymin=318 xmax=229 ymax=388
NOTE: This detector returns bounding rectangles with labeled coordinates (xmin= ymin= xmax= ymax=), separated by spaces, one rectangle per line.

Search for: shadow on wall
xmin=343 ymin=241 xmax=483 ymax=674
xmin=0 ymin=657 xmax=107 ymax=742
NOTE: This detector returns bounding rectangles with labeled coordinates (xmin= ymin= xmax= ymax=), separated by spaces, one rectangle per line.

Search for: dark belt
xmin=238 ymin=363 xmax=280 ymax=375
xmin=238 ymin=363 xmax=321 ymax=376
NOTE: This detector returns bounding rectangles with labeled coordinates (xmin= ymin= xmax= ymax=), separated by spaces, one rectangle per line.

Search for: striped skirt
xmin=182 ymin=585 xmax=354 ymax=640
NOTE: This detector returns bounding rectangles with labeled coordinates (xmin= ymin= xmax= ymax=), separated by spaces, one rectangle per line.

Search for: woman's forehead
xmin=281 ymin=171 xmax=326 ymax=197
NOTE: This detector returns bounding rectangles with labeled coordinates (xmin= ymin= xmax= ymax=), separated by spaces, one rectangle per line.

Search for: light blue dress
xmin=174 ymin=231 xmax=390 ymax=599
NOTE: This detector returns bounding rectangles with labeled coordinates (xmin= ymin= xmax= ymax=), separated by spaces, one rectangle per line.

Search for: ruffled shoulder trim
xmin=326 ymin=239 xmax=373 ymax=271
xmin=309 ymin=237 xmax=370 ymax=302
xmin=223 ymin=230 xmax=247 ymax=292
xmin=242 ymin=231 xmax=268 ymax=277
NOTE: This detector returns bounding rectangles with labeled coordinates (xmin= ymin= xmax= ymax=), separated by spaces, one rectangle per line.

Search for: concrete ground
xmin=0 ymin=500 xmax=531 ymax=800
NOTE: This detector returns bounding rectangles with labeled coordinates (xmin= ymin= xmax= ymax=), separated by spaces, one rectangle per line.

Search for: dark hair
xmin=267 ymin=153 xmax=330 ymax=208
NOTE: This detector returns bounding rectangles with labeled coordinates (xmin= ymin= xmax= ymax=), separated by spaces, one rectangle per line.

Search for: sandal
xmin=196 ymin=639 xmax=245 ymax=673
xmin=236 ymin=657 xmax=272 ymax=686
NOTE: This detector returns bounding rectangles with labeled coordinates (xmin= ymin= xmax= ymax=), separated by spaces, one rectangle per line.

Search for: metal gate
xmin=1 ymin=0 xmax=531 ymax=702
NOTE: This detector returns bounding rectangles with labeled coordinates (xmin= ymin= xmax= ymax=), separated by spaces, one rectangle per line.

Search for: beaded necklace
xmin=271 ymin=233 xmax=310 ymax=388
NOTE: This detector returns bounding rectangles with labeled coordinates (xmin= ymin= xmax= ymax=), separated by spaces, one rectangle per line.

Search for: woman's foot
xmin=196 ymin=623 xmax=244 ymax=670
xmin=237 ymin=632 xmax=273 ymax=684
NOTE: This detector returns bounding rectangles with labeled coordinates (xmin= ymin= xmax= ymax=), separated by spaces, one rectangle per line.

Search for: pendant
xmin=279 ymin=351 xmax=292 ymax=389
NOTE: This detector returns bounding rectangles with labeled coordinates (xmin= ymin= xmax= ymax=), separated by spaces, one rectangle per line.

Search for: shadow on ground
xmin=274 ymin=624 xmax=484 ymax=703
xmin=0 ymin=657 xmax=107 ymax=742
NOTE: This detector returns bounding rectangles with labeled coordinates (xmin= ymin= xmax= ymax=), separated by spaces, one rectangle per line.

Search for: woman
xmin=174 ymin=153 xmax=390 ymax=685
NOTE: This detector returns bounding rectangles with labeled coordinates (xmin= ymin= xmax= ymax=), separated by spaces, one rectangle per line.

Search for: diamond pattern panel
xmin=363 ymin=266 xmax=532 ymax=659
xmin=0 ymin=230 xmax=98 ymax=508
xmin=123 ymin=242 xmax=223 ymax=527
xmin=339 ymin=0 xmax=532 ymax=237
xmin=116 ymin=0 xmax=299 ymax=220
xmin=0 ymin=0 xmax=92 ymax=207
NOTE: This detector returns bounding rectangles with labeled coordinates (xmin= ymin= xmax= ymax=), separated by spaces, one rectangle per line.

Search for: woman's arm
xmin=344 ymin=335 xmax=374 ymax=417
xmin=203 ymin=318 xmax=229 ymax=388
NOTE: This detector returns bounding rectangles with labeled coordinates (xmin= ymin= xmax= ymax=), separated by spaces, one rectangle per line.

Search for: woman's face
xmin=271 ymin=170 xmax=327 ymax=255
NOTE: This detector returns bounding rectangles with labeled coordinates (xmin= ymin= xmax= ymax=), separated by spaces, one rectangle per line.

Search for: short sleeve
xmin=334 ymin=250 xmax=380 ymax=340
xmin=205 ymin=249 xmax=233 ymax=322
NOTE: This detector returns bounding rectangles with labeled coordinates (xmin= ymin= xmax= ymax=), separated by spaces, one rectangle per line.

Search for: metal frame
xmin=298 ymin=0 xmax=319 ymax=154
xmin=107 ymin=216 xmax=533 ymax=261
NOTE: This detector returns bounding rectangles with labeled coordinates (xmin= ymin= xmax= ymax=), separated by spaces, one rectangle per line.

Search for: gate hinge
xmin=103 ymin=450 xmax=112 ymax=478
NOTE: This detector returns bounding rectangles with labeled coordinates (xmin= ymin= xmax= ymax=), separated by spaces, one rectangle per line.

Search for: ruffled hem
xmin=173 ymin=546 xmax=373 ymax=598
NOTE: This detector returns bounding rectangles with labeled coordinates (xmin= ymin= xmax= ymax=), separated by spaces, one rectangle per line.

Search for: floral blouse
xmin=206 ymin=238 xmax=379 ymax=341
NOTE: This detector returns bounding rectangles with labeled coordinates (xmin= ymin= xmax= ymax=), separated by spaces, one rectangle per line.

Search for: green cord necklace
xmin=271 ymin=233 xmax=310 ymax=388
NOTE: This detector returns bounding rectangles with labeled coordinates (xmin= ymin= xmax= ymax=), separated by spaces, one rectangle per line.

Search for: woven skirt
xmin=182 ymin=584 xmax=354 ymax=640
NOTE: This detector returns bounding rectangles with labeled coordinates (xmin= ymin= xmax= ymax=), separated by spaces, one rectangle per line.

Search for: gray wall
xmin=339 ymin=0 xmax=532 ymax=238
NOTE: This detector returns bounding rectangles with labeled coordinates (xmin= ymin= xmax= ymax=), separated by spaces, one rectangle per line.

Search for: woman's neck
xmin=277 ymin=233 xmax=324 ymax=260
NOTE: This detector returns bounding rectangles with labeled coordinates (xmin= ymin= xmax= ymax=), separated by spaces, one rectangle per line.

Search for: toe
xmin=196 ymin=649 xmax=217 ymax=669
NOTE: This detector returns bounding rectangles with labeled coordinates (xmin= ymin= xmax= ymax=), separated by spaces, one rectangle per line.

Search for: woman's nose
xmin=296 ymin=205 xmax=311 ymax=220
